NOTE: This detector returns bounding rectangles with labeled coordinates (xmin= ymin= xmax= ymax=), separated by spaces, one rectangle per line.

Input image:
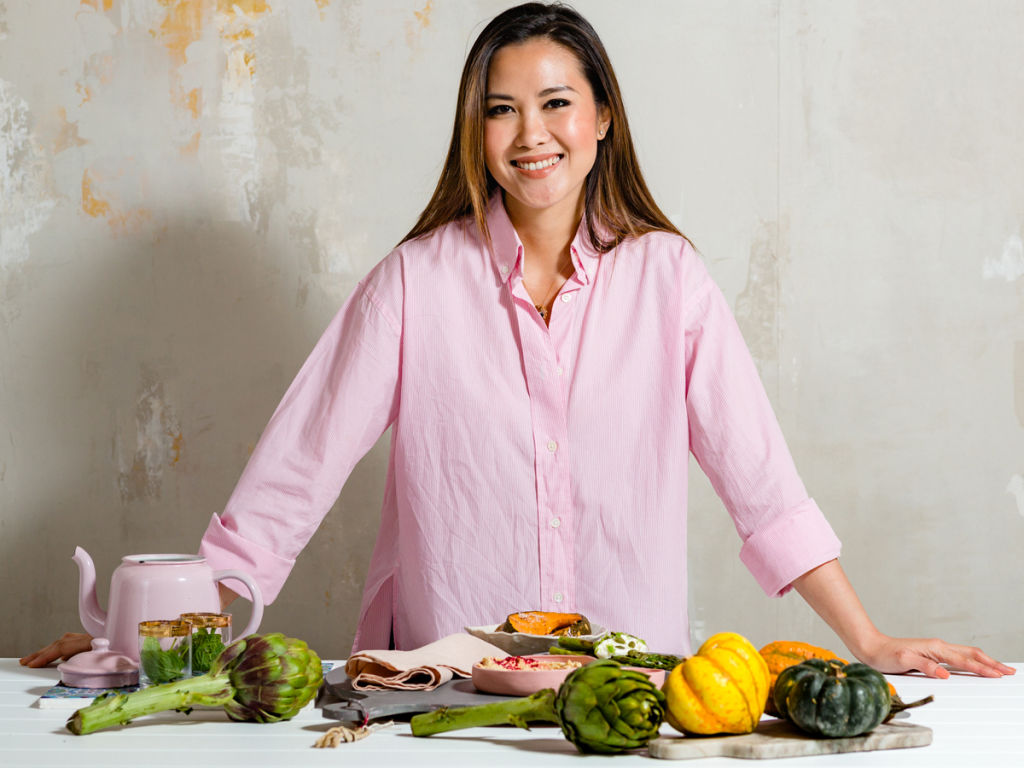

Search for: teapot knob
xmin=91 ymin=638 xmax=110 ymax=652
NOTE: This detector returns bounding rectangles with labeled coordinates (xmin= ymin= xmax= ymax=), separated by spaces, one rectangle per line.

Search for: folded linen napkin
xmin=345 ymin=633 xmax=509 ymax=691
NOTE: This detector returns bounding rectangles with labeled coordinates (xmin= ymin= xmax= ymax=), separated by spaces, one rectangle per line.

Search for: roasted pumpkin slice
xmin=499 ymin=611 xmax=591 ymax=637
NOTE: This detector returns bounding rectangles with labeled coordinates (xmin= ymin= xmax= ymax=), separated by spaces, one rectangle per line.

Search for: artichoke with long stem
xmin=67 ymin=633 xmax=323 ymax=735
xmin=411 ymin=659 xmax=666 ymax=754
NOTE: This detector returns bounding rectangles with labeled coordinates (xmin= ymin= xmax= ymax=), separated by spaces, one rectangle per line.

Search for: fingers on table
xmin=19 ymin=633 xmax=92 ymax=668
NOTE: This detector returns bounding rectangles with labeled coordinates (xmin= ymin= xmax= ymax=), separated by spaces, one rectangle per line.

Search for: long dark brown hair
xmin=399 ymin=2 xmax=684 ymax=253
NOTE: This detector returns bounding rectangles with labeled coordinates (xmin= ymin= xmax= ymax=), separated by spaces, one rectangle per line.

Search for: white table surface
xmin=2 ymin=659 xmax=1021 ymax=767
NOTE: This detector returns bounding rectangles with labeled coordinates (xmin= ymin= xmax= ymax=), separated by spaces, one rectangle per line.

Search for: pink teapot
xmin=73 ymin=547 xmax=264 ymax=662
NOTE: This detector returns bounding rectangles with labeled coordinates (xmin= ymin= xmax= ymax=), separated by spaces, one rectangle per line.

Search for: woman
xmin=23 ymin=2 xmax=1012 ymax=678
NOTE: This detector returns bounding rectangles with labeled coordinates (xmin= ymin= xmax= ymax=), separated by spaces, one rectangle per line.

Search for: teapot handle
xmin=212 ymin=569 xmax=265 ymax=641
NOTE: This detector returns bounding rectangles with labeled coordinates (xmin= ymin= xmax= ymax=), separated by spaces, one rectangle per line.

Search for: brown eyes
xmin=485 ymin=99 xmax=571 ymax=118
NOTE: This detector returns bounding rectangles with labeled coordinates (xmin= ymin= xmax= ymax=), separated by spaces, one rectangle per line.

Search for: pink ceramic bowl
xmin=471 ymin=654 xmax=666 ymax=696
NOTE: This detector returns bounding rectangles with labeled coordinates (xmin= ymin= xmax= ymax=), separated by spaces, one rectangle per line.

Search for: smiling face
xmin=484 ymin=37 xmax=610 ymax=229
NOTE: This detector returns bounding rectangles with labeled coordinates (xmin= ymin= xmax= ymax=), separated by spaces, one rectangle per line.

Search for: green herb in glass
xmin=191 ymin=628 xmax=227 ymax=674
xmin=140 ymin=636 xmax=186 ymax=684
xmin=138 ymin=620 xmax=191 ymax=685
xmin=180 ymin=612 xmax=232 ymax=675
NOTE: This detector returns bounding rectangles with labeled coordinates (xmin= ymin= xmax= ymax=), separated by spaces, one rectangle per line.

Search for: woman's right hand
xmin=20 ymin=633 xmax=93 ymax=668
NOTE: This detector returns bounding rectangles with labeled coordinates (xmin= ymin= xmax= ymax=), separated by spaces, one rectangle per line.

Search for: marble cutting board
xmin=648 ymin=719 xmax=932 ymax=760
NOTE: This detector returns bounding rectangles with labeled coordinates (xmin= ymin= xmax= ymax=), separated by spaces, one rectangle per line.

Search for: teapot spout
xmin=73 ymin=547 xmax=107 ymax=638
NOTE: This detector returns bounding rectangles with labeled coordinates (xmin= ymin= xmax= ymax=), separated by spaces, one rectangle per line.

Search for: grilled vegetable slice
xmin=499 ymin=611 xmax=591 ymax=636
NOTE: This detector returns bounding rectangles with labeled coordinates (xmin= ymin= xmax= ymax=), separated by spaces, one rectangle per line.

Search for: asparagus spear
xmin=552 ymin=633 xmax=684 ymax=670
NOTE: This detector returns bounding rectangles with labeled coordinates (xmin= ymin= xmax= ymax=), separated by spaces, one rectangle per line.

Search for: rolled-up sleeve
xmin=738 ymin=497 xmax=840 ymax=597
xmin=199 ymin=511 xmax=296 ymax=603
xmin=683 ymin=262 xmax=841 ymax=597
xmin=199 ymin=263 xmax=402 ymax=604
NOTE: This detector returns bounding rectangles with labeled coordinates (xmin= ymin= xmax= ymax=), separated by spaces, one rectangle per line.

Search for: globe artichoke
xmin=67 ymin=633 xmax=323 ymax=735
xmin=556 ymin=659 xmax=667 ymax=753
xmin=411 ymin=660 xmax=666 ymax=754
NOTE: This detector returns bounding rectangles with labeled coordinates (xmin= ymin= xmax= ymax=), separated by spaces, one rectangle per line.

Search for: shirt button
xmin=500 ymin=265 xmax=510 ymax=276
xmin=546 ymin=440 xmax=558 ymax=453
xmin=555 ymin=366 xmax=564 ymax=376
xmin=561 ymin=293 xmax=573 ymax=303
xmin=553 ymin=592 xmax=564 ymax=603
xmin=550 ymin=517 xmax=561 ymax=528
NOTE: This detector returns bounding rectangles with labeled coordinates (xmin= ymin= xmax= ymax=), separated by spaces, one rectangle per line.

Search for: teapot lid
xmin=58 ymin=638 xmax=139 ymax=689
xmin=123 ymin=554 xmax=205 ymax=564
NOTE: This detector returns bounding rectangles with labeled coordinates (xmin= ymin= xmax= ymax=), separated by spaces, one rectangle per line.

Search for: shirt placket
xmin=510 ymin=261 xmax=583 ymax=612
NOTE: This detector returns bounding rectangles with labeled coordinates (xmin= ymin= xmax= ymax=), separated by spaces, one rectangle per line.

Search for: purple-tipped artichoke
xmin=67 ymin=633 xmax=322 ymax=735
xmin=411 ymin=659 xmax=666 ymax=754
xmin=556 ymin=659 xmax=667 ymax=753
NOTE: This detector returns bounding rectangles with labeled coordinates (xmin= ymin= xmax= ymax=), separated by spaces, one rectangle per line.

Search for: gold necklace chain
xmin=533 ymin=279 xmax=563 ymax=320
xmin=528 ymin=250 xmax=572 ymax=322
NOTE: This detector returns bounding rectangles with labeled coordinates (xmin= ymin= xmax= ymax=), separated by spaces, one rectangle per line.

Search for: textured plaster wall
xmin=2 ymin=0 xmax=1022 ymax=660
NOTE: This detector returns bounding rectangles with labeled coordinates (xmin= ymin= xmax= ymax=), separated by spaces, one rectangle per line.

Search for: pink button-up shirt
xmin=199 ymin=194 xmax=841 ymax=655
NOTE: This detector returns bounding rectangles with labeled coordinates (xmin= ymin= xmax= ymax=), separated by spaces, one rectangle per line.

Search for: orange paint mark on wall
xmin=152 ymin=1 xmax=271 ymax=114
xmin=171 ymin=86 xmax=202 ymax=119
xmin=180 ymin=131 xmax=201 ymax=155
xmin=48 ymin=108 xmax=88 ymax=153
xmin=315 ymin=0 xmax=329 ymax=16
xmin=81 ymin=167 xmax=153 ymax=234
xmin=406 ymin=0 xmax=434 ymax=47
xmin=81 ymin=0 xmax=114 ymax=10
xmin=112 ymin=207 xmax=153 ymax=234
xmin=92 ymin=53 xmax=116 ymax=84
xmin=74 ymin=52 xmax=116 ymax=108
xmin=186 ymin=87 xmax=201 ymax=118
xmin=81 ymin=170 xmax=112 ymax=219
xmin=414 ymin=0 xmax=434 ymax=28
xmin=217 ymin=0 xmax=271 ymax=17
xmin=215 ymin=1 xmax=271 ymax=78
xmin=169 ymin=431 xmax=184 ymax=465
xmin=76 ymin=82 xmax=93 ymax=105
xmin=151 ymin=3 xmax=210 ymax=151
xmin=217 ymin=0 xmax=271 ymax=48
xmin=151 ymin=0 xmax=205 ymax=64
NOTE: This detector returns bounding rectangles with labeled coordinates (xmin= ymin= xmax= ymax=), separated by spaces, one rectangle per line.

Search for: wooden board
xmin=649 ymin=719 xmax=932 ymax=760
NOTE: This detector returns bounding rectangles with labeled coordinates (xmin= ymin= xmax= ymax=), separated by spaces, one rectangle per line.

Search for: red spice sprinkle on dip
xmin=477 ymin=656 xmax=583 ymax=671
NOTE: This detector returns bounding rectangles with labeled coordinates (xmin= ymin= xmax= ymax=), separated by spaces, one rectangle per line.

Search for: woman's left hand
xmin=853 ymin=635 xmax=1016 ymax=679
xmin=793 ymin=559 xmax=1016 ymax=679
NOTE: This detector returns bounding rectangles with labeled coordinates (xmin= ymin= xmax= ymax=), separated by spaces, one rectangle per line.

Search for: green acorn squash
xmin=773 ymin=659 xmax=892 ymax=738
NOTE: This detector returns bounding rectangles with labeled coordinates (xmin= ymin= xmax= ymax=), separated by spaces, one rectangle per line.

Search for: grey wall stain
xmin=1 ymin=266 xmax=25 ymax=325
xmin=115 ymin=368 xmax=182 ymax=504
xmin=288 ymin=207 xmax=319 ymax=282
xmin=0 ymin=78 xmax=58 ymax=268
xmin=223 ymin=11 xmax=341 ymax=237
xmin=734 ymin=219 xmax=781 ymax=370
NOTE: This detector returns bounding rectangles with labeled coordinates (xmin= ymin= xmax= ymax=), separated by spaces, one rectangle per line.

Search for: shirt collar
xmin=486 ymin=192 xmax=601 ymax=286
